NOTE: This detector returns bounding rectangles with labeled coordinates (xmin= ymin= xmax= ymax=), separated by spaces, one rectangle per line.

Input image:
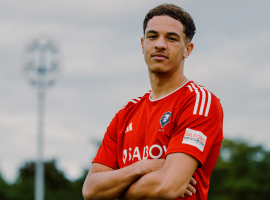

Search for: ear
xmin=141 ymin=37 xmax=145 ymax=54
xmin=183 ymin=42 xmax=194 ymax=58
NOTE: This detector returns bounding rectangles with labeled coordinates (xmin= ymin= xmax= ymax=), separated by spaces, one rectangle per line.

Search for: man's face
xmin=141 ymin=15 xmax=190 ymax=75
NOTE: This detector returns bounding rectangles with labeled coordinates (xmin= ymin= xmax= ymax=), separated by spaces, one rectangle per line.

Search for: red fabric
xmin=93 ymin=80 xmax=223 ymax=200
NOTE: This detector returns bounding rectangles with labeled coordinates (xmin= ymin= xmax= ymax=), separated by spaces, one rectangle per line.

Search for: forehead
xmin=145 ymin=15 xmax=184 ymax=36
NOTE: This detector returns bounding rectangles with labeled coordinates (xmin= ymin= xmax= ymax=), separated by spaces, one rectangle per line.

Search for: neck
xmin=149 ymin=66 xmax=186 ymax=100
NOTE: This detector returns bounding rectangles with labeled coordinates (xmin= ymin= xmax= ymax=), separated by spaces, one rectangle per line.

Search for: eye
xmin=168 ymin=37 xmax=177 ymax=41
xmin=148 ymin=35 xmax=157 ymax=39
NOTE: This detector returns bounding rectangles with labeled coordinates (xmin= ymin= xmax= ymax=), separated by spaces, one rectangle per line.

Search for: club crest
xmin=160 ymin=111 xmax=171 ymax=128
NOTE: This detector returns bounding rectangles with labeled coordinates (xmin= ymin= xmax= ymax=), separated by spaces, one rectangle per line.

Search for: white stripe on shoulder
xmin=130 ymin=96 xmax=143 ymax=104
xmin=120 ymin=96 xmax=143 ymax=111
xmin=195 ymin=84 xmax=206 ymax=116
xmin=204 ymin=88 xmax=212 ymax=117
xmin=130 ymin=99 xmax=137 ymax=104
xmin=195 ymin=85 xmax=212 ymax=117
xmin=190 ymin=83 xmax=200 ymax=115
xmin=187 ymin=82 xmax=212 ymax=117
xmin=187 ymin=85 xmax=193 ymax=92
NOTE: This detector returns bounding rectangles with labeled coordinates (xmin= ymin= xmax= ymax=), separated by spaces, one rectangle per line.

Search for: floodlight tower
xmin=22 ymin=36 xmax=61 ymax=200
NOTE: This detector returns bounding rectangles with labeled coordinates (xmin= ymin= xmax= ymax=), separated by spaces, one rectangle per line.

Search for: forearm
xmin=120 ymin=171 xmax=168 ymax=200
xmin=121 ymin=153 xmax=198 ymax=200
xmin=121 ymin=170 xmax=185 ymax=200
xmin=83 ymin=163 xmax=142 ymax=200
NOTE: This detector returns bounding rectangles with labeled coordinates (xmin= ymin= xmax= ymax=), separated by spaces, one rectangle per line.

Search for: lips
xmin=151 ymin=53 xmax=168 ymax=60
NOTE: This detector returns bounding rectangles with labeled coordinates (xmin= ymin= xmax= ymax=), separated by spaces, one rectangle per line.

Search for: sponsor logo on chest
xmin=123 ymin=144 xmax=167 ymax=164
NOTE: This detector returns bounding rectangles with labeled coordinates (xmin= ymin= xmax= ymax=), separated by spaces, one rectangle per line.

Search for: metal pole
xmin=22 ymin=36 xmax=60 ymax=200
xmin=35 ymin=91 xmax=44 ymax=200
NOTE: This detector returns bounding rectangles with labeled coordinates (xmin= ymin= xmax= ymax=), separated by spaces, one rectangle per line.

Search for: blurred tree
xmin=208 ymin=139 xmax=270 ymax=200
xmin=9 ymin=161 xmax=35 ymax=200
xmin=44 ymin=160 xmax=76 ymax=200
xmin=7 ymin=160 xmax=84 ymax=200
xmin=0 ymin=173 xmax=10 ymax=200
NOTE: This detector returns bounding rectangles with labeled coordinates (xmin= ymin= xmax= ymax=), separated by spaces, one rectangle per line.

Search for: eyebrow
xmin=146 ymin=30 xmax=158 ymax=34
xmin=167 ymin=32 xmax=181 ymax=38
xmin=146 ymin=30 xmax=181 ymax=38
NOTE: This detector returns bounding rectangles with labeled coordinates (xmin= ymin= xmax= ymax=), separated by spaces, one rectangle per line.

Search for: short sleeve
xmin=166 ymin=90 xmax=223 ymax=167
xmin=92 ymin=113 xmax=119 ymax=170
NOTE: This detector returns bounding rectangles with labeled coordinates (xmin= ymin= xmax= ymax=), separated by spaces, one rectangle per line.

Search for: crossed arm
xmin=82 ymin=152 xmax=198 ymax=200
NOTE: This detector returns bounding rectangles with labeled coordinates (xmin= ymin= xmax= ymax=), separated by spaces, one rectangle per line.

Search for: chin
xmin=148 ymin=66 xmax=170 ymax=75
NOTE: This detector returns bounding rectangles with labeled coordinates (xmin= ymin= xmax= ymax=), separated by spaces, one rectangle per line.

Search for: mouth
xmin=151 ymin=53 xmax=168 ymax=61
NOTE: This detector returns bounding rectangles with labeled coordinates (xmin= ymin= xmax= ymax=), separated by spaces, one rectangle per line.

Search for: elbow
xmin=82 ymin=187 xmax=91 ymax=200
xmin=82 ymin=183 xmax=96 ymax=200
xmin=82 ymin=173 xmax=102 ymax=200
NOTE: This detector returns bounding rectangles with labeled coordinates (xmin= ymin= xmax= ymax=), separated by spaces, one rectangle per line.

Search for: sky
xmin=0 ymin=0 xmax=270 ymax=182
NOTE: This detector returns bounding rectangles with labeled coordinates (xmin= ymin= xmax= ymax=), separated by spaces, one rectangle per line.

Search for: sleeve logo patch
xmin=160 ymin=111 xmax=171 ymax=128
xmin=182 ymin=128 xmax=207 ymax=152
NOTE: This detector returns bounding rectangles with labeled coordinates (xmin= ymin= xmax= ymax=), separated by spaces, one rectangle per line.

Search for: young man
xmin=83 ymin=4 xmax=223 ymax=200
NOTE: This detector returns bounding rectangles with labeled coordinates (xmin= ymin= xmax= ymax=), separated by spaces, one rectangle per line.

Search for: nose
xmin=154 ymin=36 xmax=167 ymax=50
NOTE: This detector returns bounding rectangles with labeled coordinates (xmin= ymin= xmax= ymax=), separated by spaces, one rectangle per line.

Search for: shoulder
xmin=180 ymin=81 xmax=222 ymax=118
xmin=105 ymin=91 xmax=150 ymax=134
xmin=116 ymin=90 xmax=150 ymax=115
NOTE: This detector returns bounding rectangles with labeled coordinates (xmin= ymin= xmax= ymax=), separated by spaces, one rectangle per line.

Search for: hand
xmin=136 ymin=159 xmax=165 ymax=176
xmin=181 ymin=177 xmax=197 ymax=198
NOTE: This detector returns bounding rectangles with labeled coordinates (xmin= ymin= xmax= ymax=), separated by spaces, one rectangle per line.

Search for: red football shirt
xmin=93 ymin=80 xmax=224 ymax=200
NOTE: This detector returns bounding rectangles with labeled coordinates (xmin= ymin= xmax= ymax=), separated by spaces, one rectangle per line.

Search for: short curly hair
xmin=143 ymin=4 xmax=196 ymax=42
